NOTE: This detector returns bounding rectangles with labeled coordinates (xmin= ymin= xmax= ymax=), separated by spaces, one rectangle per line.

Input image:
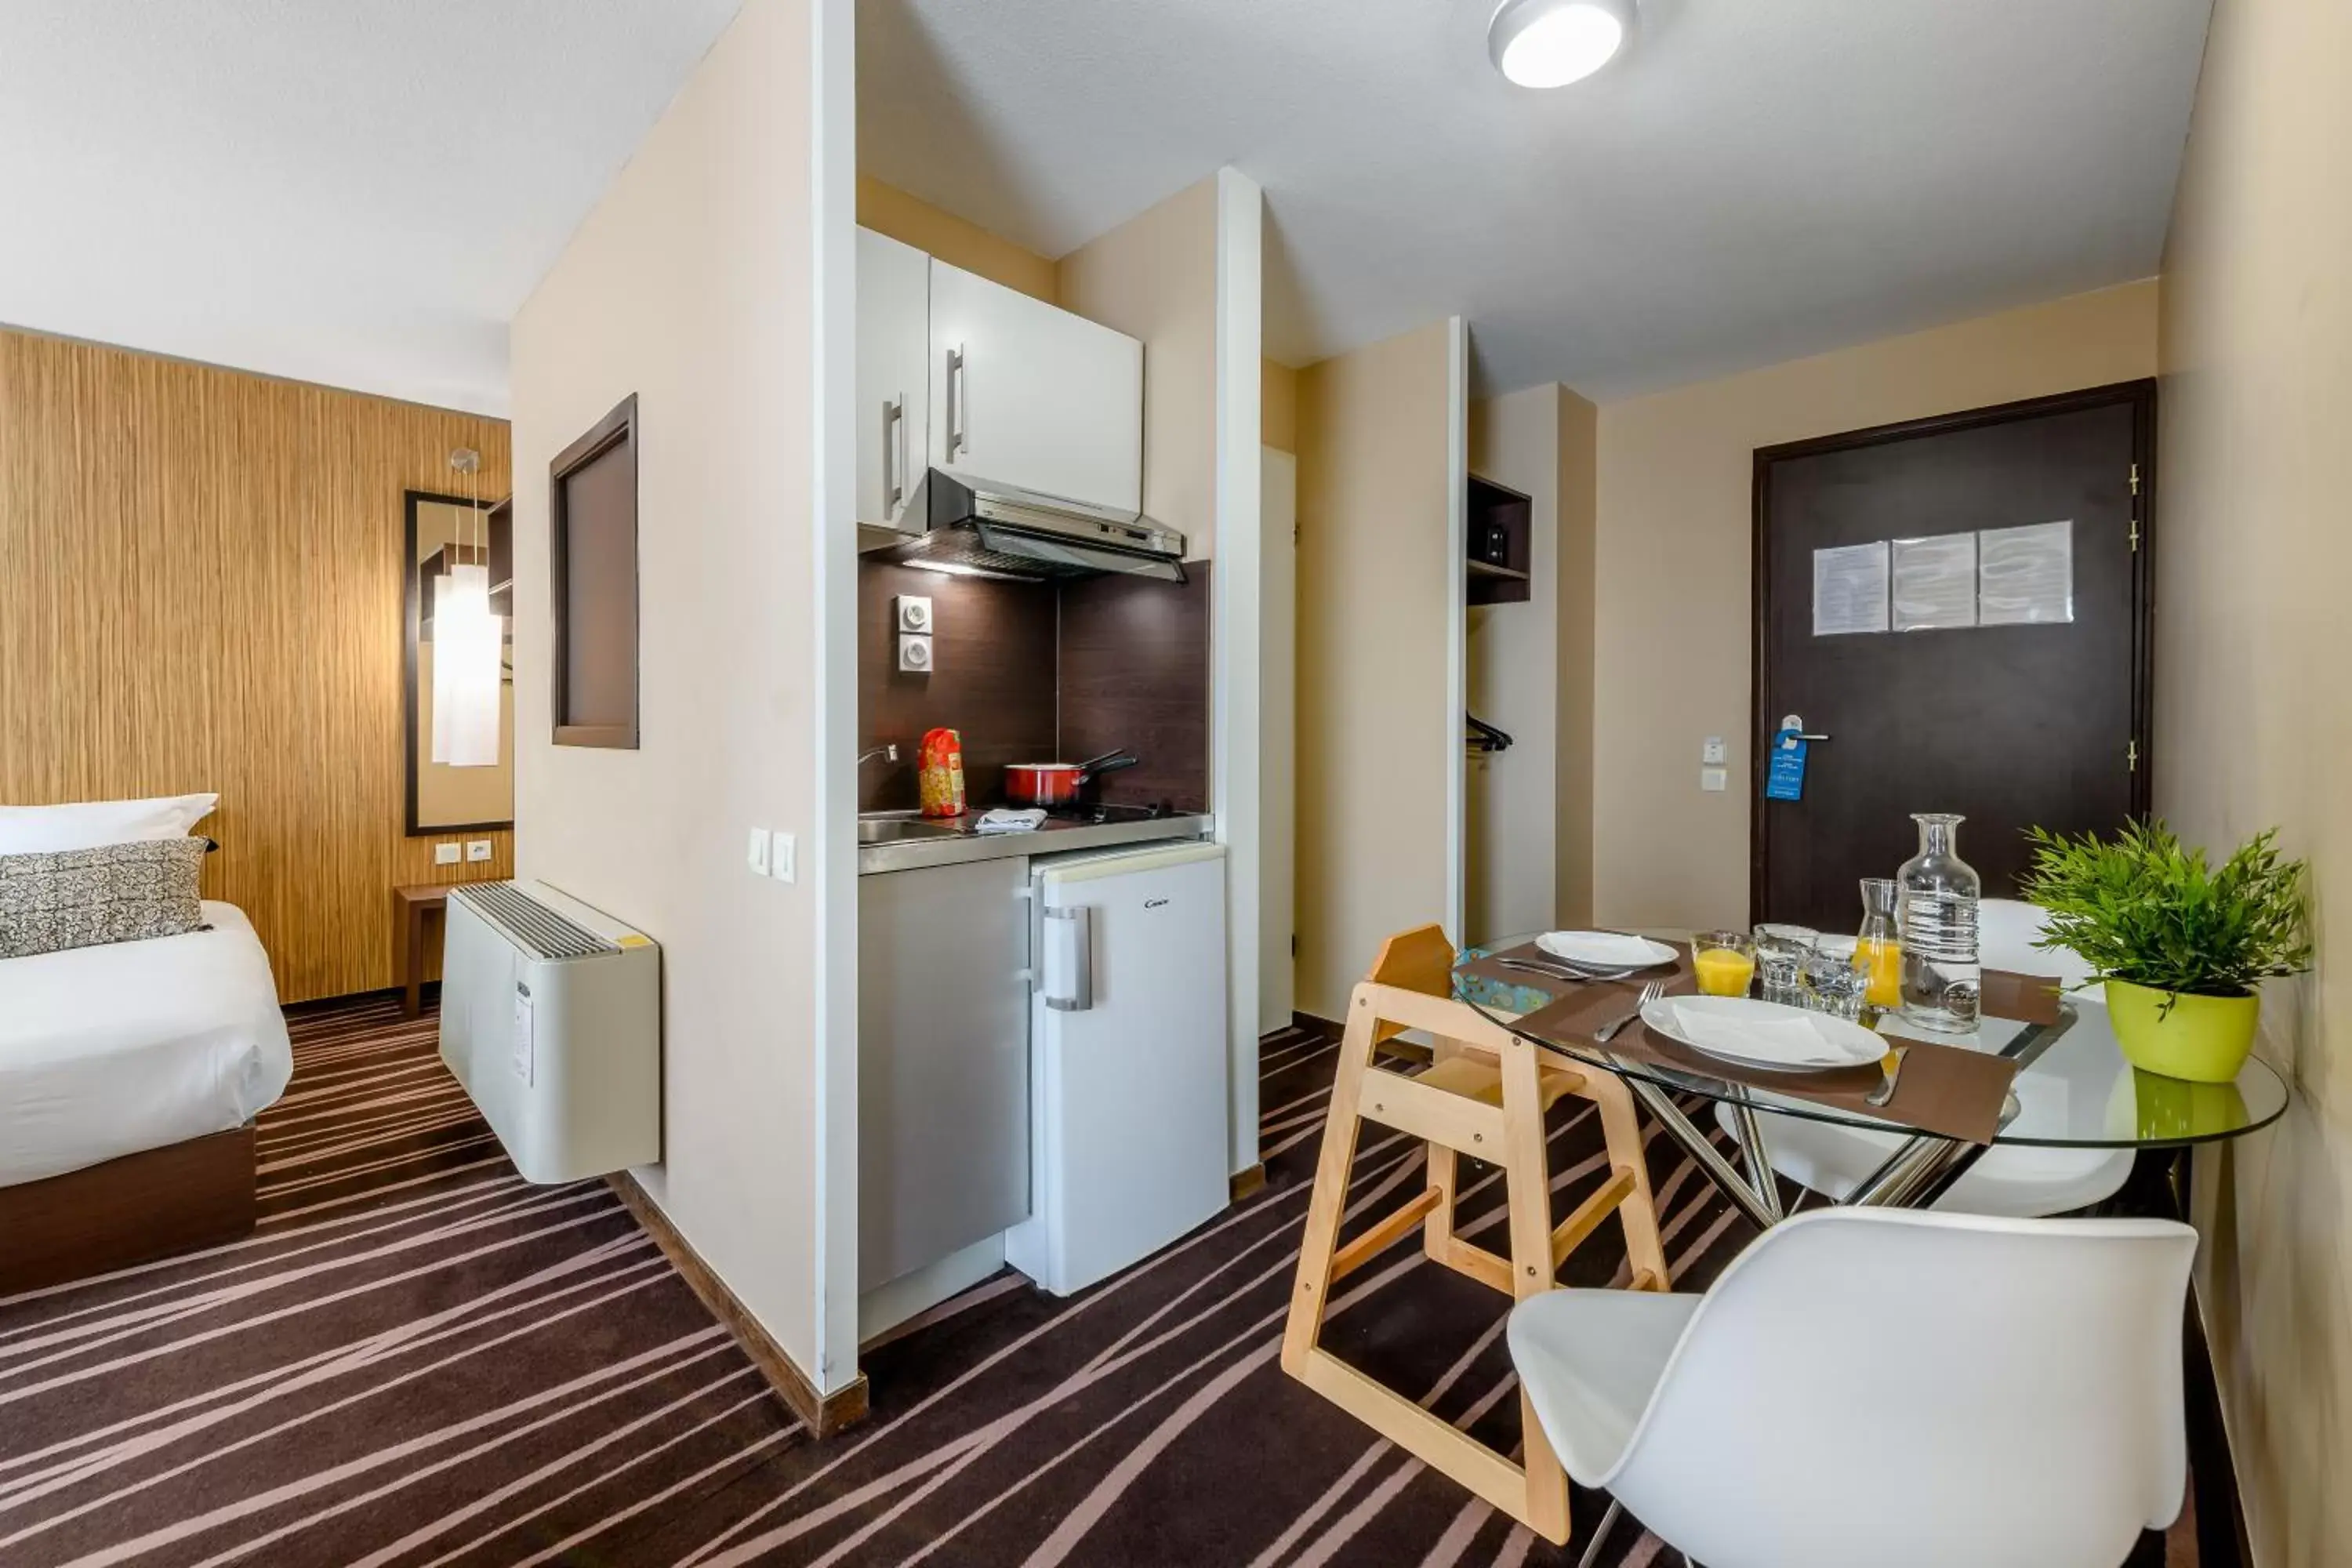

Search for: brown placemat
xmin=1461 ymin=941 xmax=2024 ymax=1145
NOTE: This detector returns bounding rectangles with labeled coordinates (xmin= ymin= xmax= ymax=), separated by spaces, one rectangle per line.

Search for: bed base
xmin=0 ymin=1124 xmax=258 ymax=1295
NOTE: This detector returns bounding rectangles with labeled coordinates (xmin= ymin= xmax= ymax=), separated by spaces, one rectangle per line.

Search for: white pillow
xmin=0 ymin=793 xmax=220 ymax=854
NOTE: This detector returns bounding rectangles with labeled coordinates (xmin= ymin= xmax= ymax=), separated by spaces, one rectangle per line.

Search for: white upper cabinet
xmin=927 ymin=259 xmax=1144 ymax=517
xmin=857 ymin=227 xmax=931 ymax=532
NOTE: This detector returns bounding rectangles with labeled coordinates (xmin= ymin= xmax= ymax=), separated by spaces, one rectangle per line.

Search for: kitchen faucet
xmin=857 ymin=743 xmax=899 ymax=767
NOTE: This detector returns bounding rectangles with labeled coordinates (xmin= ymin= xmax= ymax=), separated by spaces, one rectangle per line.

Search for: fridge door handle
xmin=1043 ymin=905 xmax=1093 ymax=1013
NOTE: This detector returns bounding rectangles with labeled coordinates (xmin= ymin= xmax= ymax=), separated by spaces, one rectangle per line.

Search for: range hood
xmin=859 ymin=470 xmax=1187 ymax=583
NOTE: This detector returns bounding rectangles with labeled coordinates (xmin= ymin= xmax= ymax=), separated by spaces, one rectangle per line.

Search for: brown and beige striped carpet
xmin=0 ymin=995 xmax=2182 ymax=1566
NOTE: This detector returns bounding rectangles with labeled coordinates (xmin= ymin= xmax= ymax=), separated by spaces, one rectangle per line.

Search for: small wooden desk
xmin=392 ymin=884 xmax=450 ymax=1018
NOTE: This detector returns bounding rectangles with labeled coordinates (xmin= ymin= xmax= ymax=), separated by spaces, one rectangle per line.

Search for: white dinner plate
xmin=1535 ymin=931 xmax=1677 ymax=971
xmin=1639 ymin=994 xmax=1887 ymax=1072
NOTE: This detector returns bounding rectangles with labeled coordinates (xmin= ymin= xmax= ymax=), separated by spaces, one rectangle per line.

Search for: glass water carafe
xmin=1897 ymin=814 xmax=1981 ymax=1032
xmin=1857 ymin=878 xmax=1902 ymax=1011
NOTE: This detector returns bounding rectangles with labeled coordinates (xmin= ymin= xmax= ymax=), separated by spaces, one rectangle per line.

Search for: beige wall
xmin=1467 ymin=385 xmax=1563 ymax=943
xmin=510 ymin=2 xmax=826 ymax=1372
xmin=1555 ymin=387 xmax=1599 ymax=927
xmin=2157 ymin=0 xmax=2352 ymax=1559
xmin=1591 ymin=280 xmax=2159 ymax=927
xmin=1262 ymin=358 xmax=1299 ymax=454
xmin=856 ymin=176 xmax=1055 ymax=303
xmin=1057 ymin=178 xmax=1219 ymax=560
xmin=1294 ymin=321 xmax=1457 ymax=1017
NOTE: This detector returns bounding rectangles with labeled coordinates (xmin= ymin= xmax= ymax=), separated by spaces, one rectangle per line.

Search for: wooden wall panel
xmin=0 ymin=328 xmax=513 ymax=1002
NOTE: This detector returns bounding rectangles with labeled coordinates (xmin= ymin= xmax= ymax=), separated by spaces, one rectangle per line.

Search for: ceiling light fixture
xmin=1488 ymin=0 xmax=1634 ymax=89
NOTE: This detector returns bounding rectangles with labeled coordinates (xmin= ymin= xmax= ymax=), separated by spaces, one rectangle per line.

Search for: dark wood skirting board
xmin=1229 ymin=1163 xmax=1267 ymax=1203
xmin=607 ymin=1170 xmax=869 ymax=1437
xmin=0 ymin=1124 xmax=257 ymax=1294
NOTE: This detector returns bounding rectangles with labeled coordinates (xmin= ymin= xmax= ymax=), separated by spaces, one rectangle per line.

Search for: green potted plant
xmin=2018 ymin=820 xmax=2309 ymax=1082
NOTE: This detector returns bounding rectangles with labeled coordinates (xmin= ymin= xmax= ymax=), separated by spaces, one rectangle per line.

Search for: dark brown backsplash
xmin=856 ymin=559 xmax=1210 ymax=815
xmin=1058 ymin=564 xmax=1210 ymax=812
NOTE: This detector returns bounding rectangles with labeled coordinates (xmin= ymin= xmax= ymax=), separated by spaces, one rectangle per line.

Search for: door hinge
xmin=2128 ymin=739 xmax=2140 ymax=772
xmin=2129 ymin=463 xmax=2140 ymax=497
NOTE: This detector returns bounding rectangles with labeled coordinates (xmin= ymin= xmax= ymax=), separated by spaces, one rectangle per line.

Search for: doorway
xmin=1751 ymin=381 xmax=2154 ymax=930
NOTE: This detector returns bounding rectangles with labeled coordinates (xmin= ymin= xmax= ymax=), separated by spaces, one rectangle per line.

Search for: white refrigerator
xmin=1006 ymin=840 xmax=1231 ymax=1295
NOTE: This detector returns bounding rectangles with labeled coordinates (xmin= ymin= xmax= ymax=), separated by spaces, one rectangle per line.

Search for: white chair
xmin=1720 ymin=898 xmax=2131 ymax=1216
xmin=1508 ymin=1207 xmax=2195 ymax=1568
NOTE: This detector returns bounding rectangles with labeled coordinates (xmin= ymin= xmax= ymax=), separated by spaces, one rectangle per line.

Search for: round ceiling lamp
xmin=1487 ymin=0 xmax=1635 ymax=89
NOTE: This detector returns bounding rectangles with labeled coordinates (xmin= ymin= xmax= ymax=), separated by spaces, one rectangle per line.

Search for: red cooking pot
xmin=1004 ymin=750 xmax=1138 ymax=808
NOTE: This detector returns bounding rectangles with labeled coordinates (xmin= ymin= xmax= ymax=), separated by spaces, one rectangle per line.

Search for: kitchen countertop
xmin=858 ymin=809 xmax=1213 ymax=876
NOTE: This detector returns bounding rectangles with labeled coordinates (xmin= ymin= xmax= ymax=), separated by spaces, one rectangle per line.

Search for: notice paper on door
xmin=1891 ymin=532 xmax=1979 ymax=631
xmin=1979 ymin=519 xmax=2075 ymax=626
xmin=1813 ymin=541 xmax=1890 ymax=637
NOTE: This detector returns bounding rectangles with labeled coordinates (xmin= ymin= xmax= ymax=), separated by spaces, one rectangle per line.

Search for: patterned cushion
xmin=0 ymin=838 xmax=208 ymax=960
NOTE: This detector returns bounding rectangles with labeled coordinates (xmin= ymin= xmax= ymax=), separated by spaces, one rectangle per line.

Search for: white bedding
xmin=0 ymin=901 xmax=292 ymax=1186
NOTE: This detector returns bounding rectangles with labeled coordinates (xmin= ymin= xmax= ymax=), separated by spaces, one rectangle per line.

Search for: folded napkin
xmin=974 ymin=808 xmax=1047 ymax=836
xmin=1669 ymin=1001 xmax=1850 ymax=1066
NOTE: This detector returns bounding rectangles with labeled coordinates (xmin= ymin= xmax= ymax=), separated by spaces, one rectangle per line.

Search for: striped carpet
xmin=0 ymin=996 xmax=2182 ymax=1566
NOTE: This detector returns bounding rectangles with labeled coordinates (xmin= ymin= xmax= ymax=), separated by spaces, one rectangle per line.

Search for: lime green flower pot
xmin=2105 ymin=979 xmax=2260 ymax=1083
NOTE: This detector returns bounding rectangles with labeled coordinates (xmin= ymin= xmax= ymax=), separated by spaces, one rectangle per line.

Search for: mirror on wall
xmin=404 ymin=490 xmax=514 ymax=834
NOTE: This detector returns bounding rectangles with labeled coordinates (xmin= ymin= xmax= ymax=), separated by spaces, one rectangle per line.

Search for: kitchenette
xmin=854 ymin=227 xmax=1231 ymax=1337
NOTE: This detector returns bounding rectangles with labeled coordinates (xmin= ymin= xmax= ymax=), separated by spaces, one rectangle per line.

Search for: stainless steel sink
xmin=857 ymin=816 xmax=963 ymax=845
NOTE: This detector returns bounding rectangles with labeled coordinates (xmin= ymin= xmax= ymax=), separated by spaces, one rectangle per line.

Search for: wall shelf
xmin=1466 ymin=474 xmax=1533 ymax=604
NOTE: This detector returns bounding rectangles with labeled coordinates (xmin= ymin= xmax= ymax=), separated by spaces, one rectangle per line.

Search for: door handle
xmin=1777 ymin=713 xmax=1831 ymax=742
xmin=946 ymin=345 xmax=968 ymax=461
xmin=1043 ymin=905 xmax=1092 ymax=1012
xmin=882 ymin=394 xmax=905 ymax=514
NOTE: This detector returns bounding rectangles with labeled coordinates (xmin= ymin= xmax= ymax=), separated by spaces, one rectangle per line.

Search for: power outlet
xmin=434 ymin=841 xmax=462 ymax=866
xmin=465 ymin=840 xmax=492 ymax=862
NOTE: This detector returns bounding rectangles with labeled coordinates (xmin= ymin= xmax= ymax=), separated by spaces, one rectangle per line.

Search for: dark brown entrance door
xmin=1752 ymin=381 xmax=2154 ymax=931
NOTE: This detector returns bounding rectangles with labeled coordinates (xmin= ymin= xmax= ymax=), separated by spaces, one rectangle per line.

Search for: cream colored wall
xmin=1467 ymin=385 xmax=1562 ymax=943
xmin=510 ymin=1 xmax=826 ymax=1373
xmin=1262 ymin=358 xmax=1299 ymax=454
xmin=1294 ymin=321 xmax=1457 ymax=1017
xmin=1056 ymin=178 xmax=1219 ymax=560
xmin=2157 ymin=0 xmax=2352 ymax=1559
xmin=1555 ymin=387 xmax=1599 ymax=927
xmin=1591 ymin=280 xmax=2160 ymax=927
xmin=856 ymin=176 xmax=1056 ymax=303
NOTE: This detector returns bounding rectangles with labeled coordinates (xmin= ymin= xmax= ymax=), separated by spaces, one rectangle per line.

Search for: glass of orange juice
xmin=1691 ymin=931 xmax=1757 ymax=997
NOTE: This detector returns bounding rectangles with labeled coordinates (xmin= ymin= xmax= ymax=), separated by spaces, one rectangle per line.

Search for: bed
xmin=0 ymin=901 xmax=292 ymax=1291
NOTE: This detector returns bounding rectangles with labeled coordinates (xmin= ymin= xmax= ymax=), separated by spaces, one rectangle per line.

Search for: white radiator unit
xmin=439 ymin=880 xmax=661 ymax=1184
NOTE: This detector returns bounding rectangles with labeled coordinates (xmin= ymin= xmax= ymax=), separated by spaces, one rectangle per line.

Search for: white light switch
xmin=1702 ymin=735 xmax=1726 ymax=765
xmin=1701 ymin=768 xmax=1729 ymax=793
xmin=434 ymin=841 xmax=461 ymax=866
xmin=466 ymin=839 xmax=492 ymax=862
xmin=770 ymin=831 xmax=797 ymax=884
xmin=746 ymin=827 xmax=771 ymax=876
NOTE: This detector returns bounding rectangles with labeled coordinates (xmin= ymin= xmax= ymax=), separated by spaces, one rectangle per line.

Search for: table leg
xmin=1725 ymin=1098 xmax=1785 ymax=1225
xmin=1619 ymin=1073 xmax=1781 ymax=1233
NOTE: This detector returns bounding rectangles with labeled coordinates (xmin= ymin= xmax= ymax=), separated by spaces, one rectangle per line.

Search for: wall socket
xmin=434 ymin=841 xmax=461 ymax=866
xmin=465 ymin=840 xmax=492 ymax=862
xmin=898 ymin=632 xmax=934 ymax=673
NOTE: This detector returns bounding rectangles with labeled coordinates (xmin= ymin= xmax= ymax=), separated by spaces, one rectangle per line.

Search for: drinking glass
xmin=1804 ymin=935 xmax=1867 ymax=1021
xmin=1752 ymin=923 xmax=1817 ymax=1005
xmin=1691 ymin=931 xmax=1756 ymax=997
xmin=1857 ymin=878 xmax=1903 ymax=1010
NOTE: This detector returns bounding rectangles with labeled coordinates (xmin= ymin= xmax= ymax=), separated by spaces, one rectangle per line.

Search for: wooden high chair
xmin=1280 ymin=925 xmax=1670 ymax=1545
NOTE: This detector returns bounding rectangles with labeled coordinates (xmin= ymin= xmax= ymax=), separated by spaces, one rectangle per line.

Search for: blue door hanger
xmin=1765 ymin=728 xmax=1808 ymax=801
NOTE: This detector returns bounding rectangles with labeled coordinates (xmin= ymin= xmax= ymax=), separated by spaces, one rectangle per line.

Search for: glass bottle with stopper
xmin=1897 ymin=813 xmax=1980 ymax=1031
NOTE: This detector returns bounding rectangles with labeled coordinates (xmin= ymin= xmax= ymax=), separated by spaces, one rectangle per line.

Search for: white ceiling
xmin=0 ymin=0 xmax=743 ymax=416
xmin=859 ymin=0 xmax=2212 ymax=399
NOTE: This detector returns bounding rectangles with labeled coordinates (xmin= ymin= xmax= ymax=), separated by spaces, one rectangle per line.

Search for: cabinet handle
xmin=946 ymin=345 xmax=968 ymax=461
xmin=883 ymin=394 xmax=906 ymax=514
xmin=1043 ymin=905 xmax=1092 ymax=1012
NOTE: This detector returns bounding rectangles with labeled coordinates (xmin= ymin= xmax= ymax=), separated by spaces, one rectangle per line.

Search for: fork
xmin=1867 ymin=1044 xmax=1911 ymax=1107
xmin=1595 ymin=980 xmax=1666 ymax=1044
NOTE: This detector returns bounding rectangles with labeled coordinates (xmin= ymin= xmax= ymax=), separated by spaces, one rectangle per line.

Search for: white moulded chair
xmin=1508 ymin=1207 xmax=2195 ymax=1568
xmin=1719 ymin=898 xmax=2132 ymax=1217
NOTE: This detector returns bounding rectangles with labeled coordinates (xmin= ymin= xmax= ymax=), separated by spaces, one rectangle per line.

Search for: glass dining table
xmin=1454 ymin=931 xmax=2290 ymax=1230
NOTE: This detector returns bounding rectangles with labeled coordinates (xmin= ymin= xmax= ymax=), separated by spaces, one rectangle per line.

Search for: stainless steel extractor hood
xmin=858 ymin=470 xmax=1187 ymax=583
